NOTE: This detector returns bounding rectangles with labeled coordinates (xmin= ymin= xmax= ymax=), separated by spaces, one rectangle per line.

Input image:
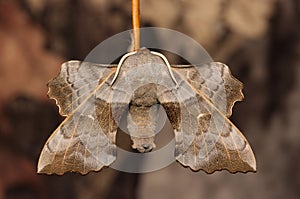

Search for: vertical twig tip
xmin=132 ymin=0 xmax=140 ymax=51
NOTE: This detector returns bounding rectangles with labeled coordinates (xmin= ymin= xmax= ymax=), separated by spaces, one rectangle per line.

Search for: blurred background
xmin=0 ymin=0 xmax=299 ymax=198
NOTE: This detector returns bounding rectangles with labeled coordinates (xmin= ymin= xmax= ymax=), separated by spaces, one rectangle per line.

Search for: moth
xmin=37 ymin=48 xmax=256 ymax=175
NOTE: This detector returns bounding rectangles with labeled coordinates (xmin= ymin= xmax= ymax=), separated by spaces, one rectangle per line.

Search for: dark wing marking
xmin=158 ymin=82 xmax=199 ymax=158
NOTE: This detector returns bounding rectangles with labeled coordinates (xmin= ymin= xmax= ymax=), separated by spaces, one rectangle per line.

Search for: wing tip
xmin=180 ymin=162 xmax=257 ymax=174
xmin=246 ymin=147 xmax=257 ymax=172
xmin=37 ymin=163 xmax=105 ymax=176
xmin=37 ymin=151 xmax=109 ymax=175
xmin=177 ymin=147 xmax=257 ymax=174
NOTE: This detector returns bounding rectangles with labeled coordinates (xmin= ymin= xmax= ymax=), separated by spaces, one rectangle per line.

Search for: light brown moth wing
xmin=38 ymin=63 xmax=121 ymax=175
xmin=160 ymin=64 xmax=256 ymax=173
xmin=172 ymin=62 xmax=243 ymax=117
xmin=176 ymin=92 xmax=256 ymax=173
xmin=47 ymin=61 xmax=116 ymax=116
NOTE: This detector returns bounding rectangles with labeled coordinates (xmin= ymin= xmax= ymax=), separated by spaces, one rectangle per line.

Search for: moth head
xmin=127 ymin=115 xmax=157 ymax=153
xmin=131 ymin=136 xmax=156 ymax=153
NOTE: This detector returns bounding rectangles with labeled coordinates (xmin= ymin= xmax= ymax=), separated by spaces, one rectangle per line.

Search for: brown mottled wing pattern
xmin=172 ymin=62 xmax=244 ymax=117
xmin=159 ymin=62 xmax=256 ymax=173
xmin=38 ymin=61 xmax=121 ymax=175
xmin=47 ymin=61 xmax=115 ymax=116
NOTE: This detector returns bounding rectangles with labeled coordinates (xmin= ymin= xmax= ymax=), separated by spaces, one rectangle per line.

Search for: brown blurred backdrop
xmin=0 ymin=0 xmax=299 ymax=198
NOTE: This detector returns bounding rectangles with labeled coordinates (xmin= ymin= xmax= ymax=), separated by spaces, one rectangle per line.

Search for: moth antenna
xmin=110 ymin=51 xmax=137 ymax=86
xmin=150 ymin=51 xmax=180 ymax=89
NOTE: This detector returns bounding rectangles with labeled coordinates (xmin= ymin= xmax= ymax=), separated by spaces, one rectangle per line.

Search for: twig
xmin=132 ymin=0 xmax=140 ymax=51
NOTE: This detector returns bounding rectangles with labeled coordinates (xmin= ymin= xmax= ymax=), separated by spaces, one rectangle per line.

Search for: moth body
xmin=128 ymin=83 xmax=159 ymax=153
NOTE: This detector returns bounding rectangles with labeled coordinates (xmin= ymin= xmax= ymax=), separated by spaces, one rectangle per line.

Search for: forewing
xmin=38 ymin=62 xmax=121 ymax=175
xmin=172 ymin=62 xmax=243 ymax=117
